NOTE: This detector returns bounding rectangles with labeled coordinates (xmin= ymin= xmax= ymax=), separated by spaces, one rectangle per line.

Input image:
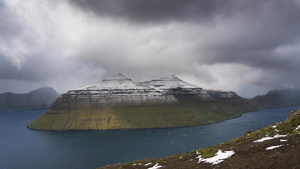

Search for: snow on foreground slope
xmin=197 ymin=150 xmax=235 ymax=164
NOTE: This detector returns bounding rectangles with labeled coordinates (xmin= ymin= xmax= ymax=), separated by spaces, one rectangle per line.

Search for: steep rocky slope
xmin=28 ymin=74 xmax=299 ymax=130
xmin=98 ymin=109 xmax=300 ymax=169
xmin=0 ymin=87 xmax=60 ymax=112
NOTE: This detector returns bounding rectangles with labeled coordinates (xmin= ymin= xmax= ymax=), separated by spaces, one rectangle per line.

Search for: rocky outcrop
xmin=288 ymin=109 xmax=300 ymax=119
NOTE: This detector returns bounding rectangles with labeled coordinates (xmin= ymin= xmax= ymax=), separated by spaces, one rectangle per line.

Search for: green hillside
xmin=28 ymin=97 xmax=261 ymax=130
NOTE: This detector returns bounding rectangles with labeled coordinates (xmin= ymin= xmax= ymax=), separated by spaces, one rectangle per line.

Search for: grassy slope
xmin=97 ymin=110 xmax=300 ymax=169
xmin=28 ymin=97 xmax=261 ymax=130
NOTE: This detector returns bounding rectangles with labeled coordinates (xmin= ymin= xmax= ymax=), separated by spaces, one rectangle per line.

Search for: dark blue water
xmin=0 ymin=106 xmax=299 ymax=169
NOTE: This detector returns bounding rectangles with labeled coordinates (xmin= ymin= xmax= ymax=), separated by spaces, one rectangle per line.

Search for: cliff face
xmin=51 ymin=74 xmax=178 ymax=109
xmin=51 ymin=74 xmax=237 ymax=110
xmin=27 ymin=74 xmax=299 ymax=130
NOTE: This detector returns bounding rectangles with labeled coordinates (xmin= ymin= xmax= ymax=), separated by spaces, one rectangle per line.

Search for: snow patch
xmin=148 ymin=163 xmax=163 ymax=169
xmin=280 ymin=139 xmax=288 ymax=142
xmin=142 ymin=75 xmax=200 ymax=90
xmin=295 ymin=125 xmax=300 ymax=131
xmin=76 ymin=73 xmax=151 ymax=90
xmin=145 ymin=162 xmax=152 ymax=166
xmin=266 ymin=145 xmax=283 ymax=150
xmin=253 ymin=134 xmax=287 ymax=143
xmin=103 ymin=73 xmax=130 ymax=81
xmin=197 ymin=150 xmax=235 ymax=165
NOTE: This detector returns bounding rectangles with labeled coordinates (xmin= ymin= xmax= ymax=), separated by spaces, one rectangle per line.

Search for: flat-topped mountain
xmin=28 ymin=74 xmax=300 ymax=130
xmin=50 ymin=73 xmax=234 ymax=110
xmin=0 ymin=87 xmax=60 ymax=112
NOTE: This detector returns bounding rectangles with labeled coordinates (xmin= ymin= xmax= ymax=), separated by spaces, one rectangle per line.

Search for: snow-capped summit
xmin=79 ymin=73 xmax=148 ymax=90
xmin=159 ymin=74 xmax=182 ymax=81
xmin=141 ymin=75 xmax=199 ymax=90
xmin=102 ymin=73 xmax=132 ymax=81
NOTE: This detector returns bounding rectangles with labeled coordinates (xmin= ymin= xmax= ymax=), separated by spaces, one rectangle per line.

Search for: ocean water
xmin=0 ymin=106 xmax=299 ymax=169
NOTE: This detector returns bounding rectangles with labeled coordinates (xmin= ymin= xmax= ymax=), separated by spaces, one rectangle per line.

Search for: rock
xmin=288 ymin=109 xmax=300 ymax=119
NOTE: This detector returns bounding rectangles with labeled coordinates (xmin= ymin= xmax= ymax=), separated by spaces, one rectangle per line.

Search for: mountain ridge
xmin=0 ymin=87 xmax=60 ymax=112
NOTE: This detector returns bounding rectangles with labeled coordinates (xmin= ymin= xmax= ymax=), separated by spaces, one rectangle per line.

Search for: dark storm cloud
xmin=185 ymin=0 xmax=300 ymax=79
xmin=68 ymin=0 xmax=300 ymax=62
xmin=67 ymin=0 xmax=231 ymax=24
xmin=1 ymin=0 xmax=300 ymax=97
xmin=66 ymin=0 xmax=300 ymax=96
xmin=69 ymin=0 xmax=300 ymax=69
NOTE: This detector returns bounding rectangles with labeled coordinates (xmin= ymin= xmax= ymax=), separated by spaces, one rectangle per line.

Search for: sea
xmin=0 ymin=106 xmax=299 ymax=169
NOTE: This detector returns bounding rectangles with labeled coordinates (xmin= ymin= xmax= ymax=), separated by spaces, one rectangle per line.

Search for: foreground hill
xmin=98 ymin=109 xmax=300 ymax=169
xmin=28 ymin=74 xmax=300 ymax=130
xmin=0 ymin=87 xmax=60 ymax=112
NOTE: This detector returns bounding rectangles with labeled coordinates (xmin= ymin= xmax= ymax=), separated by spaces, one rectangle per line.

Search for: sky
xmin=1 ymin=0 xmax=300 ymax=98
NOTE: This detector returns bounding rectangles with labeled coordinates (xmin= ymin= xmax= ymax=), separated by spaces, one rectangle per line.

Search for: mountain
xmin=0 ymin=87 xmax=60 ymax=112
xmin=253 ymin=86 xmax=300 ymax=108
xmin=27 ymin=74 xmax=300 ymax=130
xmin=97 ymin=109 xmax=300 ymax=169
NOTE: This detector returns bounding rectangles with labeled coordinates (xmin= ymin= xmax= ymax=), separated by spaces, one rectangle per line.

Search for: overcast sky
xmin=1 ymin=0 xmax=300 ymax=98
